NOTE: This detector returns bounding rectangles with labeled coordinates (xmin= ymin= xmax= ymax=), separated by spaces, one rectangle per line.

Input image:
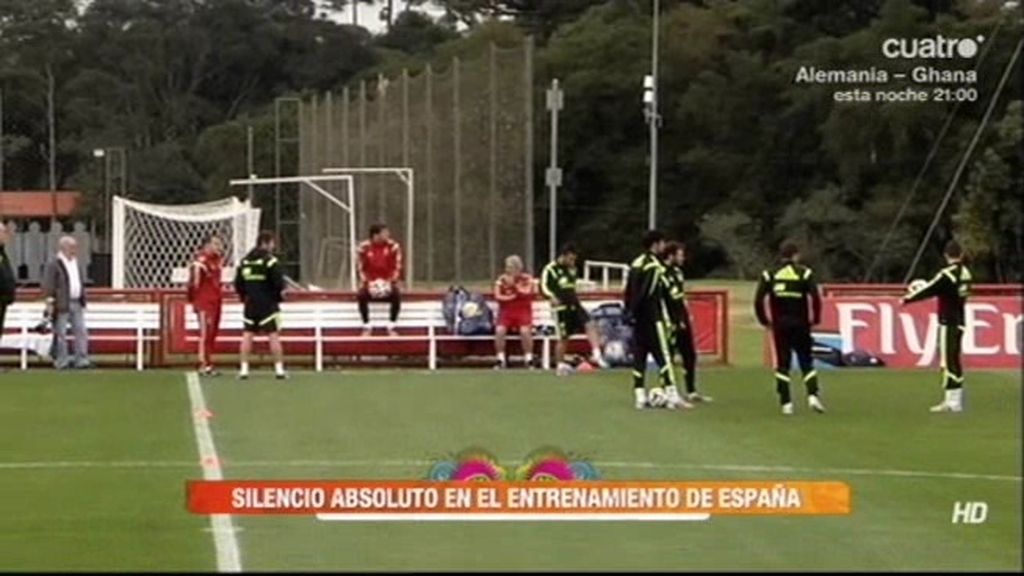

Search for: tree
xmin=700 ymin=211 xmax=771 ymax=280
xmin=434 ymin=0 xmax=609 ymax=36
xmin=377 ymin=10 xmax=459 ymax=55
xmin=953 ymin=101 xmax=1024 ymax=281
xmin=0 ymin=0 xmax=78 ymax=190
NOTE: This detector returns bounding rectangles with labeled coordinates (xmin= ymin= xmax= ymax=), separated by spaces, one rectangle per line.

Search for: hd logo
xmin=882 ymin=35 xmax=985 ymax=59
xmin=951 ymin=501 xmax=988 ymax=524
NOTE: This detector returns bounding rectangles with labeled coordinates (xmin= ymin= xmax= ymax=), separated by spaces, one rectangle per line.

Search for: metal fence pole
xmin=377 ymin=74 xmax=387 ymax=221
xmin=524 ymin=36 xmax=536 ymax=272
xmin=425 ymin=64 xmax=435 ymax=284
xmin=488 ymin=42 xmax=498 ymax=276
xmin=325 ymin=91 xmax=335 ymax=166
xmin=342 ymin=86 xmax=350 ymax=166
xmin=0 ymin=88 xmax=4 ymax=191
xmin=453 ymin=56 xmax=462 ymax=282
xmin=358 ymin=80 xmax=367 ymax=231
xmin=246 ymin=126 xmax=255 ymax=201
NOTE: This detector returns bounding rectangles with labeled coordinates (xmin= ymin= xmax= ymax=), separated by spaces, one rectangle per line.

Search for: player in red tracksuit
xmin=357 ymin=223 xmax=403 ymax=336
xmin=189 ymin=234 xmax=225 ymax=376
xmin=493 ymin=254 xmax=537 ymax=369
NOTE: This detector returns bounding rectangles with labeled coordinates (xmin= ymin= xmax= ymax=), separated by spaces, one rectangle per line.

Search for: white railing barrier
xmin=583 ymin=260 xmax=630 ymax=292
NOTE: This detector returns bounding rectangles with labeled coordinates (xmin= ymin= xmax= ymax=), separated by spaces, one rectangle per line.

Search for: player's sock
xmin=684 ymin=373 xmax=696 ymax=395
xmin=274 ymin=361 xmax=285 ymax=376
xmin=633 ymin=387 xmax=647 ymax=409
xmin=803 ymin=370 xmax=820 ymax=396
xmin=775 ymin=371 xmax=792 ymax=405
xmin=633 ymin=370 xmax=645 ymax=389
xmin=524 ymin=353 xmax=534 ymax=365
xmin=948 ymin=387 xmax=963 ymax=410
xmin=239 ymin=361 xmax=249 ymax=377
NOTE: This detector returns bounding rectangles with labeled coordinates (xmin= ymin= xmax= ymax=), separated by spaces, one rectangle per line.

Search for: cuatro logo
xmin=881 ymin=35 xmax=985 ymax=59
xmin=427 ymin=447 xmax=599 ymax=481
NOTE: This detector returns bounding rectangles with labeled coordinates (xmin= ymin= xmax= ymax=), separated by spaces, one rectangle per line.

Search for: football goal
xmin=111 ymin=196 xmax=261 ymax=289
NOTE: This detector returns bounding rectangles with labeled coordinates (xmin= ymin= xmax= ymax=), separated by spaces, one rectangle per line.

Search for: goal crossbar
xmin=229 ymin=174 xmax=358 ymax=289
xmin=321 ymin=167 xmax=415 ymax=288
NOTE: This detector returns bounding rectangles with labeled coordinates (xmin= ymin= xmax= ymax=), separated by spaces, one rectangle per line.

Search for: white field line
xmin=2 ymin=457 xmax=1020 ymax=483
xmin=186 ymin=372 xmax=242 ymax=573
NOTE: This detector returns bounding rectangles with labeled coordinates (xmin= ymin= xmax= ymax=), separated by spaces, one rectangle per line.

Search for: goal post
xmin=228 ymin=174 xmax=358 ymax=289
xmin=111 ymin=196 xmax=261 ymax=288
xmin=321 ymin=167 xmax=414 ymax=288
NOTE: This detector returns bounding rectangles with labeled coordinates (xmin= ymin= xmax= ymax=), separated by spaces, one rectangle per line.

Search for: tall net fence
xmin=299 ymin=39 xmax=535 ymax=288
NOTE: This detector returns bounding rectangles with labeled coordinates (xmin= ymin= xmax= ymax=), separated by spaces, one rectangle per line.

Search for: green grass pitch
xmin=0 ymin=282 xmax=1020 ymax=571
xmin=1 ymin=367 xmax=1020 ymax=571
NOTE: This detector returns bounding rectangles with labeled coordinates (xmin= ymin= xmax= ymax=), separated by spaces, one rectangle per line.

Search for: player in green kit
xmin=235 ymin=231 xmax=288 ymax=380
xmin=902 ymin=240 xmax=973 ymax=413
xmin=540 ymin=243 xmax=608 ymax=376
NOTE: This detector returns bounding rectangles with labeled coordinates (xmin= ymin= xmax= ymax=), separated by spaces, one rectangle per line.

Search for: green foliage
xmin=0 ymin=0 xmax=1020 ymax=281
xmin=699 ymin=211 xmax=771 ymax=280
xmin=953 ymin=101 xmax=1024 ymax=281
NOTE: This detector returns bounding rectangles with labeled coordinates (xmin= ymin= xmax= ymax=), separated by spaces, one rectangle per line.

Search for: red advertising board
xmin=818 ymin=296 xmax=1022 ymax=369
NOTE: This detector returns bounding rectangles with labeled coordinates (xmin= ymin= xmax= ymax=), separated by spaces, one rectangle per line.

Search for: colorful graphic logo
xmin=427 ymin=447 xmax=599 ymax=482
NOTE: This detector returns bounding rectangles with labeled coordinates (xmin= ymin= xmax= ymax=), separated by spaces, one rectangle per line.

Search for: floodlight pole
xmin=545 ymin=79 xmax=563 ymax=263
xmin=645 ymin=0 xmax=661 ymax=230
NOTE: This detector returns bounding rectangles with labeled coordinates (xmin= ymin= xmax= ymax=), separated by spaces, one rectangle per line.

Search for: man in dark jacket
xmin=42 ymin=236 xmax=92 ymax=369
xmin=0 ymin=223 xmax=16 ymax=337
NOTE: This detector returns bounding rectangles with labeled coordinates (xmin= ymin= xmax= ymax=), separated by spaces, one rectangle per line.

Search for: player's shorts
xmin=498 ymin=307 xmax=533 ymax=331
xmin=192 ymin=299 xmax=221 ymax=318
xmin=554 ymin=305 xmax=589 ymax=339
xmin=243 ymin=304 xmax=281 ymax=333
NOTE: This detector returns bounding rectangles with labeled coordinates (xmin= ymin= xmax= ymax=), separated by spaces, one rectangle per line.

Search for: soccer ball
xmin=461 ymin=301 xmax=482 ymax=318
xmin=908 ymin=279 xmax=927 ymax=294
xmin=647 ymin=387 xmax=668 ymax=408
xmin=603 ymin=340 xmax=627 ymax=365
xmin=368 ymin=279 xmax=392 ymax=298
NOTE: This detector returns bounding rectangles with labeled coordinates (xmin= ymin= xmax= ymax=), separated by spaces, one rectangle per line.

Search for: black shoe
xmin=275 ymin=372 xmax=289 ymax=380
xmin=200 ymin=366 xmax=222 ymax=377
xmin=493 ymin=360 xmax=507 ymax=370
xmin=237 ymin=373 xmax=249 ymax=381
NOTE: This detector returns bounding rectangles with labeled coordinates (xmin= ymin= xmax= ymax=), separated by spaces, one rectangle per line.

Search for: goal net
xmin=111 ymin=196 xmax=261 ymax=288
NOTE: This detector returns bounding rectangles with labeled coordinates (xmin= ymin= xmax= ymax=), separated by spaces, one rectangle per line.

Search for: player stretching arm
xmin=902 ymin=240 xmax=972 ymax=413
xmin=189 ymin=234 xmax=225 ymax=376
xmin=235 ymin=231 xmax=287 ymax=380
xmin=754 ymin=240 xmax=824 ymax=415
xmin=493 ymin=255 xmax=536 ymax=370
xmin=540 ymin=243 xmax=607 ymax=376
